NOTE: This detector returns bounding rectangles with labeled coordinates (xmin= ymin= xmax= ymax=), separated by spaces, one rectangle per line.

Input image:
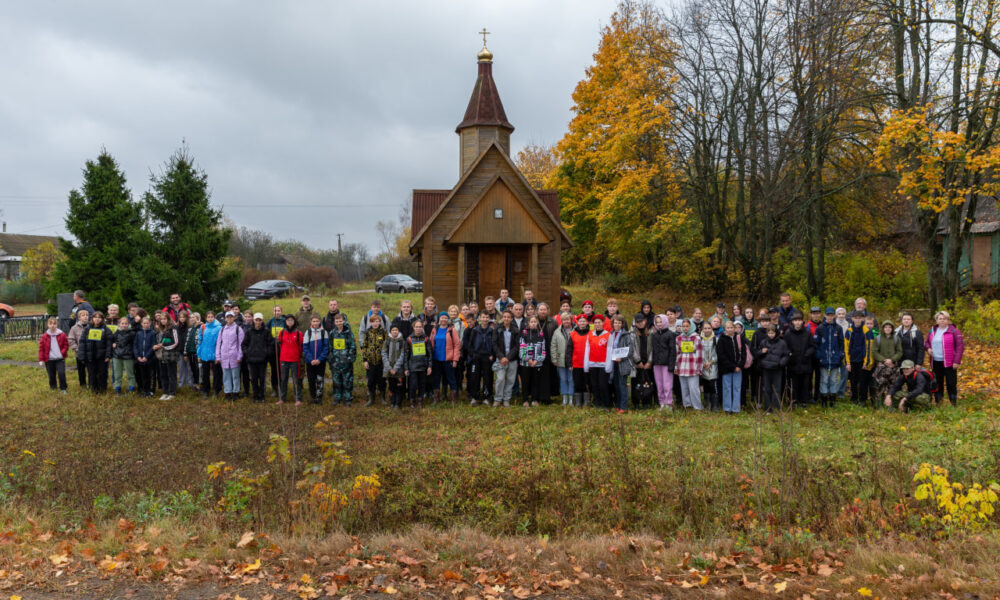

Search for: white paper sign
xmin=611 ymin=347 xmax=631 ymax=360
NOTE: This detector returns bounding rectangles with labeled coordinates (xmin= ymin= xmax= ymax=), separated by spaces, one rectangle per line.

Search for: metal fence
xmin=0 ymin=315 xmax=51 ymax=342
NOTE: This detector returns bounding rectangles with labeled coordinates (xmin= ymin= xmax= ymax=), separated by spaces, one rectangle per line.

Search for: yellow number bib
xmin=680 ymin=341 xmax=695 ymax=354
xmin=107 ymin=324 xmax=118 ymax=333
xmin=271 ymin=326 xmax=283 ymax=338
xmin=87 ymin=329 xmax=103 ymax=340
xmin=745 ymin=329 xmax=755 ymax=340
xmin=333 ymin=338 xmax=346 ymax=350
xmin=412 ymin=342 xmax=426 ymax=356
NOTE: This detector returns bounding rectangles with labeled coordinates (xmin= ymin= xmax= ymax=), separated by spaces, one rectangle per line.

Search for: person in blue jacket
xmin=303 ymin=315 xmax=331 ymax=403
xmin=196 ymin=311 xmax=223 ymax=397
xmin=815 ymin=307 xmax=845 ymax=407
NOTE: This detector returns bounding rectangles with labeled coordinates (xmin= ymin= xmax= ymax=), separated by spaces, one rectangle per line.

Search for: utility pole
xmin=336 ymin=233 xmax=343 ymax=271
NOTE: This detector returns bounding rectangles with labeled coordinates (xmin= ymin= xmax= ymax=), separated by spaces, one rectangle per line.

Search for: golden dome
xmin=477 ymin=45 xmax=493 ymax=63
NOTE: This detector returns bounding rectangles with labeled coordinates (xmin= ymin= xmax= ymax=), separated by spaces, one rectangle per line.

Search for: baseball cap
xmin=791 ymin=312 xmax=804 ymax=320
xmin=582 ymin=300 xmax=594 ymax=307
xmin=224 ymin=311 xmax=235 ymax=317
xmin=825 ymin=307 xmax=835 ymax=315
xmin=716 ymin=302 xmax=726 ymax=308
xmin=634 ymin=312 xmax=647 ymax=322
xmin=301 ymin=294 xmax=310 ymax=301
xmin=901 ymin=360 xmax=915 ymax=369
xmin=810 ymin=306 xmax=821 ymax=312
xmin=253 ymin=312 xmax=264 ymax=320
xmin=768 ymin=306 xmax=779 ymax=312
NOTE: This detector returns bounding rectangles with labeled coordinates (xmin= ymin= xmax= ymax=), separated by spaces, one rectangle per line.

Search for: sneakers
xmin=115 ymin=387 xmax=122 ymax=395
xmin=531 ymin=401 xmax=539 ymax=407
xmin=159 ymin=394 xmax=168 ymax=400
xmin=470 ymin=399 xmax=480 ymax=406
xmin=617 ymin=408 xmax=626 ymax=414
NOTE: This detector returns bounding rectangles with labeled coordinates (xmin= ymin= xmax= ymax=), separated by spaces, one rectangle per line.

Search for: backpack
xmin=913 ymin=366 xmax=938 ymax=394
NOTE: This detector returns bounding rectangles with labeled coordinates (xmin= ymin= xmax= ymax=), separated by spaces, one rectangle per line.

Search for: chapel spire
xmin=456 ymin=31 xmax=514 ymax=175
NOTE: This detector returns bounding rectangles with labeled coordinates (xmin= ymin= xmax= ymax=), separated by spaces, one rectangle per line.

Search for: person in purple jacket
xmin=216 ymin=311 xmax=246 ymax=401
xmin=924 ymin=310 xmax=964 ymax=406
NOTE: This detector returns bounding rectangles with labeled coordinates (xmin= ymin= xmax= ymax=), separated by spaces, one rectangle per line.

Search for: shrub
xmin=775 ymin=248 xmax=928 ymax=316
xmin=240 ymin=267 xmax=279 ymax=292
xmin=0 ymin=279 xmax=45 ymax=304
xmin=286 ymin=266 xmax=342 ymax=292
xmin=950 ymin=296 xmax=1000 ymax=344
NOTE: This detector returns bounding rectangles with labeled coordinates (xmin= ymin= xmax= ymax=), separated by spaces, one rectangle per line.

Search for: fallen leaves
xmin=236 ymin=531 xmax=256 ymax=549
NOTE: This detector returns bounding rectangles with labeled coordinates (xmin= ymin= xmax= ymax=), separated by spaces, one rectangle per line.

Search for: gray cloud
xmin=0 ymin=1 xmax=613 ymax=252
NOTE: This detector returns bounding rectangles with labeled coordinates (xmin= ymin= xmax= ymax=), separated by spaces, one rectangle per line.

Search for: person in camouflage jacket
xmin=327 ymin=313 xmax=356 ymax=405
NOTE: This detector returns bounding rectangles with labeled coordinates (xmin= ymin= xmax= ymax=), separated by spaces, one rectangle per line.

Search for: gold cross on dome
xmin=479 ymin=28 xmax=490 ymax=46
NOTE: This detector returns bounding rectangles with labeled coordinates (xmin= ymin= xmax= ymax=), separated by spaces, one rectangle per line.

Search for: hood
xmin=204 ymin=319 xmax=221 ymax=331
xmin=881 ymin=320 xmax=895 ymax=331
xmin=284 ymin=315 xmax=298 ymax=330
xmin=655 ymin=314 xmax=669 ymax=330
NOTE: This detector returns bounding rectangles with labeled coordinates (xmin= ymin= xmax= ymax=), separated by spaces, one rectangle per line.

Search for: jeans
xmin=653 ymin=365 xmax=673 ymax=406
xmin=838 ymin=365 xmax=848 ymax=396
xmin=721 ymin=371 xmax=742 ymax=413
xmin=279 ymin=361 xmax=302 ymax=402
xmin=432 ymin=360 xmax=457 ymax=392
xmin=612 ymin=364 xmax=630 ymax=410
xmin=493 ymin=359 xmax=518 ymax=401
xmin=932 ymin=360 xmax=958 ymax=404
xmin=819 ymin=367 xmax=842 ymax=395
xmin=557 ymin=366 xmax=574 ymax=395
xmin=178 ymin=356 xmax=194 ymax=388
xmin=678 ymin=375 xmax=702 ymax=410
xmin=45 ymin=359 xmax=67 ymax=390
xmin=222 ymin=366 xmax=240 ymax=394
xmin=111 ymin=357 xmax=135 ymax=389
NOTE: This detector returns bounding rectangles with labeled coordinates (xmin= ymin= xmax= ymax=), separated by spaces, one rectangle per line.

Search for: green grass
xmin=0 ymin=340 xmax=37 ymax=362
xmin=2 ymin=360 xmax=998 ymax=544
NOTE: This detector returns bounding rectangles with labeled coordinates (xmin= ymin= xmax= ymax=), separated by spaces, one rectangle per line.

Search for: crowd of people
xmin=38 ymin=289 xmax=965 ymax=413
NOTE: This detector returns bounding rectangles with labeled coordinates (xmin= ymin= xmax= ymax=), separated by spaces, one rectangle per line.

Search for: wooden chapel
xmin=409 ymin=38 xmax=572 ymax=307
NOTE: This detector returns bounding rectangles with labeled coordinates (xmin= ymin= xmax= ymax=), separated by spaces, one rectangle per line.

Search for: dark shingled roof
xmin=536 ymin=190 xmax=561 ymax=222
xmin=411 ymin=190 xmax=451 ymax=239
xmin=455 ymin=61 xmax=514 ymax=134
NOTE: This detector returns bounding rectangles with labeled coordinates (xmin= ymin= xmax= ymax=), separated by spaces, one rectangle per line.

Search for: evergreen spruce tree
xmin=47 ymin=150 xmax=156 ymax=310
xmin=144 ymin=146 xmax=237 ymax=307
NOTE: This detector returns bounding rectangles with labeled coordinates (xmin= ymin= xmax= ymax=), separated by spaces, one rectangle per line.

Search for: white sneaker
xmin=158 ymin=394 xmax=167 ymax=400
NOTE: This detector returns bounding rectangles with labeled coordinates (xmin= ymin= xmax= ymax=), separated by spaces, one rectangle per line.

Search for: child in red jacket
xmin=276 ymin=314 xmax=304 ymax=405
xmin=38 ymin=316 xmax=69 ymax=392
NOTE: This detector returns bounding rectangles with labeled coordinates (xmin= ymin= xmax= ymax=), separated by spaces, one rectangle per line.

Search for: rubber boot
xmin=448 ymin=390 xmax=457 ymax=405
xmin=583 ymin=392 xmax=591 ymax=407
xmin=573 ymin=393 xmax=583 ymax=407
xmin=433 ymin=390 xmax=441 ymax=405
xmin=364 ymin=391 xmax=374 ymax=407
xmin=380 ymin=389 xmax=387 ymax=406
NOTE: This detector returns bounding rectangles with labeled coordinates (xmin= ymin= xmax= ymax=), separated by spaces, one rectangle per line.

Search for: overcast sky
xmin=0 ymin=1 xmax=617 ymax=255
